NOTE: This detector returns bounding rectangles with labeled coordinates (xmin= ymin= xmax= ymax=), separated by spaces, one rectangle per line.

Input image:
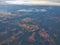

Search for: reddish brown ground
xmin=28 ymin=32 xmax=36 ymax=42
xmin=0 ymin=31 xmax=7 ymax=36
xmin=39 ymin=29 xmax=49 ymax=39
xmin=22 ymin=18 xmax=33 ymax=22
xmin=19 ymin=23 xmax=39 ymax=32
xmin=39 ymin=29 xmax=55 ymax=45
xmin=0 ymin=31 xmax=23 ymax=45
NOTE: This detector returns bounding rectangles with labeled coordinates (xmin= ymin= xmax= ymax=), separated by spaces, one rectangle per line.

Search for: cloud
xmin=17 ymin=8 xmax=47 ymax=12
xmin=48 ymin=0 xmax=60 ymax=2
xmin=0 ymin=11 xmax=17 ymax=19
xmin=0 ymin=0 xmax=60 ymax=6
xmin=0 ymin=0 xmax=12 ymax=4
xmin=17 ymin=9 xmax=32 ymax=12
xmin=0 ymin=0 xmax=7 ymax=4
xmin=5 ymin=0 xmax=60 ymax=6
xmin=39 ymin=9 xmax=47 ymax=12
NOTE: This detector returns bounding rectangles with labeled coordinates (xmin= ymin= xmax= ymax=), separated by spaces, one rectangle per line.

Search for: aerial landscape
xmin=0 ymin=0 xmax=60 ymax=45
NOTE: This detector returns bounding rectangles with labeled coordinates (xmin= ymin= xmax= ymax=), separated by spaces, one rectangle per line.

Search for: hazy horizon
xmin=0 ymin=0 xmax=60 ymax=6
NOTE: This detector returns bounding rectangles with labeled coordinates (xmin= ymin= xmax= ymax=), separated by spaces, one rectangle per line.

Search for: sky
xmin=0 ymin=0 xmax=60 ymax=5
